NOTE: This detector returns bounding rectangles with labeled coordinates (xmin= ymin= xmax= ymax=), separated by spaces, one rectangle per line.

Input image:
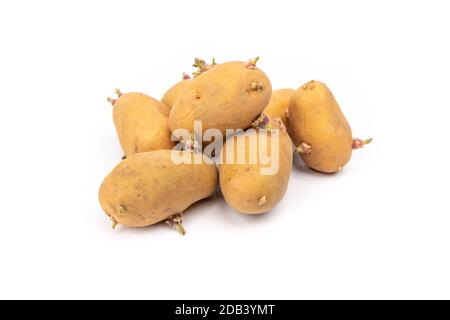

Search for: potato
xmin=218 ymin=118 xmax=293 ymax=214
xmin=262 ymin=88 xmax=294 ymax=126
xmin=288 ymin=80 xmax=353 ymax=173
xmin=161 ymin=74 xmax=191 ymax=109
xmin=169 ymin=59 xmax=272 ymax=137
xmin=99 ymin=150 xmax=218 ymax=231
xmin=110 ymin=91 xmax=174 ymax=157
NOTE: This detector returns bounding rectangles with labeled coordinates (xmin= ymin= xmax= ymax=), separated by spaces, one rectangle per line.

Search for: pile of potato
xmin=99 ymin=58 xmax=371 ymax=235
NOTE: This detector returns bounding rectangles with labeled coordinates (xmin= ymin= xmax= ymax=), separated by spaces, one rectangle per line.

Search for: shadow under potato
xmin=112 ymin=182 xmax=284 ymax=235
xmin=184 ymin=187 xmax=276 ymax=226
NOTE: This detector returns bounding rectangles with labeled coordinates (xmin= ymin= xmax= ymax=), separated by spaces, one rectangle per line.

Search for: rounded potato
xmin=161 ymin=78 xmax=191 ymax=109
xmin=99 ymin=150 xmax=218 ymax=227
xmin=112 ymin=92 xmax=174 ymax=157
xmin=219 ymin=118 xmax=293 ymax=214
xmin=263 ymin=88 xmax=295 ymax=126
xmin=288 ymin=80 xmax=352 ymax=173
xmin=169 ymin=60 xmax=272 ymax=137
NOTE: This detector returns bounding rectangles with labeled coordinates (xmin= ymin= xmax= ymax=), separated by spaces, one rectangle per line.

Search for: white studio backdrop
xmin=0 ymin=0 xmax=449 ymax=299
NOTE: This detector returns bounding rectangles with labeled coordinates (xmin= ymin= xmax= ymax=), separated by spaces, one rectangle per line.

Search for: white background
xmin=0 ymin=0 xmax=449 ymax=299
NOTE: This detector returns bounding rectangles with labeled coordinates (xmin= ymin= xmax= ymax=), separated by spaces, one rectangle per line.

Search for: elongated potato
xmin=219 ymin=118 xmax=293 ymax=214
xmin=99 ymin=150 xmax=218 ymax=228
xmin=288 ymin=80 xmax=352 ymax=173
xmin=111 ymin=92 xmax=174 ymax=157
xmin=169 ymin=59 xmax=272 ymax=137
xmin=161 ymin=77 xmax=191 ymax=109
xmin=263 ymin=88 xmax=295 ymax=126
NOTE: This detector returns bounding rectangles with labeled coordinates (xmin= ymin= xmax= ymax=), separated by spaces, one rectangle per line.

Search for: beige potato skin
xmin=289 ymin=80 xmax=352 ymax=173
xmin=218 ymin=120 xmax=293 ymax=214
xmin=99 ymin=150 xmax=218 ymax=227
xmin=161 ymin=79 xmax=191 ymax=109
xmin=169 ymin=61 xmax=272 ymax=136
xmin=113 ymin=92 xmax=174 ymax=157
xmin=263 ymin=88 xmax=295 ymax=126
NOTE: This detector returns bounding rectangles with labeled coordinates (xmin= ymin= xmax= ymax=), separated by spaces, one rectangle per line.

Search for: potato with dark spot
xmin=161 ymin=74 xmax=191 ymax=109
xmin=110 ymin=91 xmax=174 ymax=157
xmin=169 ymin=58 xmax=272 ymax=137
xmin=218 ymin=118 xmax=293 ymax=214
xmin=99 ymin=150 xmax=218 ymax=232
xmin=263 ymin=88 xmax=295 ymax=127
xmin=288 ymin=80 xmax=353 ymax=173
